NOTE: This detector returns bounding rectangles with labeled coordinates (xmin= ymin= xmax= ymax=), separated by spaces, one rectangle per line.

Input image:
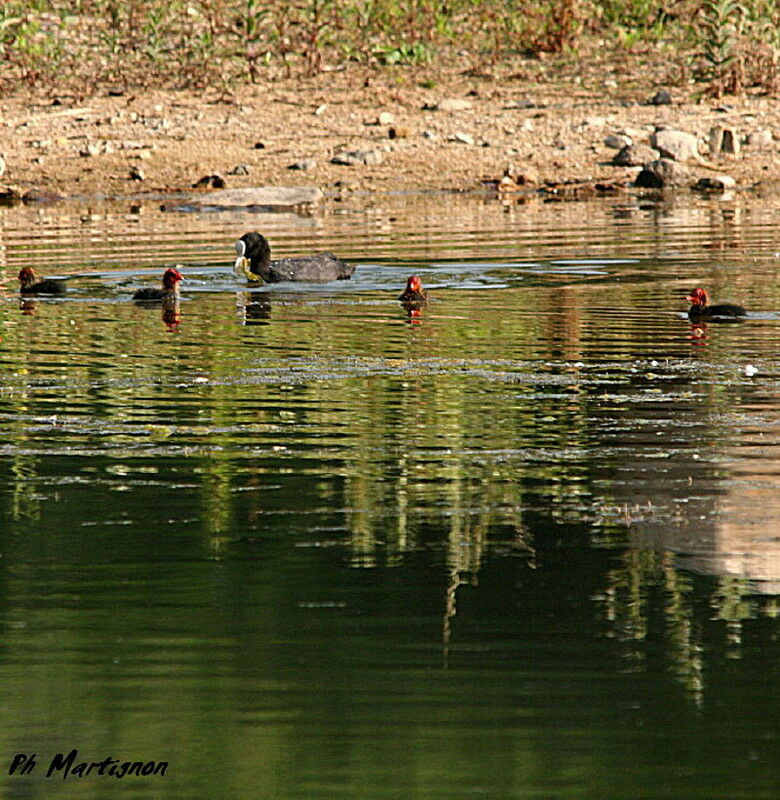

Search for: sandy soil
xmin=2 ymin=62 xmax=780 ymax=201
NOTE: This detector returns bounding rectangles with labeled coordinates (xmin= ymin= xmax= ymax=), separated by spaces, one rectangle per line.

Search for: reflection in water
xmin=0 ymin=193 xmax=778 ymax=799
xmin=238 ymin=291 xmax=272 ymax=325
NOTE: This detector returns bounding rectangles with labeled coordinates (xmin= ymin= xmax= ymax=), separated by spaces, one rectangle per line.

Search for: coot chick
xmin=133 ymin=267 xmax=183 ymax=301
xmin=399 ymin=275 xmax=427 ymax=306
xmin=18 ymin=267 xmax=67 ymax=295
xmin=234 ymin=232 xmax=353 ymax=283
xmin=686 ymin=287 xmax=746 ymax=320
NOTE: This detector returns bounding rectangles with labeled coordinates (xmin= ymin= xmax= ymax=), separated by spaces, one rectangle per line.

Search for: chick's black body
xmin=235 ymin=232 xmax=353 ymax=283
xmin=133 ymin=267 xmax=183 ymax=302
xmin=686 ymin=287 xmax=746 ymax=320
xmin=18 ymin=268 xmax=67 ymax=295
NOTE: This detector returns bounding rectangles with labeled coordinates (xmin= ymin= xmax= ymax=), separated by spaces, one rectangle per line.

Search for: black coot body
xmin=234 ymin=232 xmax=353 ymax=283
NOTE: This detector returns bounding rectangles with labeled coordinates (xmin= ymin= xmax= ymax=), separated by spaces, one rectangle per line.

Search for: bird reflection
xmin=162 ymin=297 xmax=181 ymax=332
xmin=689 ymin=322 xmax=708 ymax=345
xmin=238 ymin=291 xmax=272 ymax=325
xmin=19 ymin=298 xmax=37 ymax=315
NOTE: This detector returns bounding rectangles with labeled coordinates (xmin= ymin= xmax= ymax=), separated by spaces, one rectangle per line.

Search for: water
xmin=0 ymin=192 xmax=778 ymax=798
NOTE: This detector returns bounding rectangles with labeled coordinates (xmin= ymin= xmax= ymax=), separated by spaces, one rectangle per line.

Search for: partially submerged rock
xmin=163 ymin=185 xmax=323 ymax=211
xmin=692 ymin=174 xmax=736 ymax=192
xmin=635 ymin=158 xmax=690 ymax=188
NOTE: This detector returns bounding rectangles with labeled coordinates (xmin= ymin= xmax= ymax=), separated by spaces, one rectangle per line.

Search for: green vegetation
xmin=1 ymin=1 xmax=779 ymax=95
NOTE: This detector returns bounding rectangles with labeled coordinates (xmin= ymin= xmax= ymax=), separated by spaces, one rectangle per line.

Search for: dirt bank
xmin=2 ymin=61 xmax=780 ymax=201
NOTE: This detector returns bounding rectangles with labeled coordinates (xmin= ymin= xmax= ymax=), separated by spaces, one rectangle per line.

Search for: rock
xmin=692 ymin=175 xmax=736 ymax=192
xmin=80 ymin=143 xmax=101 ymax=158
xmin=709 ymin=125 xmax=740 ymax=157
xmin=253 ymin=142 xmax=265 ymax=149
xmin=604 ymin=134 xmax=632 ymax=149
xmin=505 ymin=98 xmax=535 ymax=109
xmin=129 ymin=166 xmax=145 ymax=181
xmin=450 ymin=132 xmax=475 ymax=145
xmin=136 ymin=150 xmax=152 ymax=160
xmin=649 ymin=89 xmax=672 ymax=105
xmin=288 ymin=159 xmax=317 ymax=171
xmin=331 ymin=149 xmax=383 ymax=166
xmin=388 ymin=126 xmax=409 ymax=139
xmin=22 ymin=189 xmax=63 ymax=203
xmin=0 ymin=184 xmax=23 ymax=201
xmin=501 ymin=163 xmax=538 ymax=186
xmin=228 ymin=163 xmax=251 ymax=175
xmin=166 ymin=186 xmax=323 ymax=211
xmin=435 ymin=98 xmax=473 ymax=112
xmin=584 ymin=116 xmax=607 ymax=128
xmin=0 ymin=155 xmax=5 ymax=178
xmin=377 ymin=111 xmax=395 ymax=125
xmin=650 ymin=129 xmax=699 ymax=162
xmin=746 ymin=129 xmax=773 ymax=149
xmin=422 ymin=130 xmax=437 ymax=140
xmin=612 ymin=144 xmax=660 ymax=166
xmin=635 ymin=158 xmax=689 ymax=188
xmin=192 ymin=174 xmax=225 ymax=189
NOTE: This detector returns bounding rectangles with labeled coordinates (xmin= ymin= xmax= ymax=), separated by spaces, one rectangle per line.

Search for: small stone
xmin=435 ymin=98 xmax=473 ymax=112
xmin=331 ymin=149 xmax=383 ymax=166
xmin=422 ymin=130 xmax=437 ymax=139
xmin=377 ymin=111 xmax=395 ymax=125
xmin=651 ymin=129 xmax=699 ymax=162
xmin=288 ymin=159 xmax=317 ymax=171
xmin=388 ymin=126 xmax=409 ymax=139
xmin=136 ymin=150 xmax=152 ymax=160
xmin=128 ymin=111 xmax=139 ymax=122
xmin=228 ymin=163 xmax=251 ymax=175
xmin=450 ymin=132 xmax=475 ymax=145
xmin=613 ymin=144 xmax=660 ymax=166
xmin=584 ymin=116 xmax=607 ymax=128
xmin=649 ymin=89 xmax=672 ymax=105
xmin=635 ymin=158 xmax=689 ymax=188
xmin=744 ymin=364 xmax=758 ymax=377
xmin=746 ymin=129 xmax=773 ymax=149
xmin=0 ymin=155 xmax=6 ymax=177
xmin=192 ymin=174 xmax=225 ymax=189
xmin=692 ymin=174 xmax=736 ymax=192
xmin=709 ymin=125 xmax=740 ymax=157
xmin=129 ymin=166 xmax=145 ymax=181
xmin=80 ymin=143 xmax=101 ymax=158
xmin=505 ymin=98 xmax=535 ymax=109
xmin=102 ymin=142 xmax=114 ymax=155
xmin=314 ymin=104 xmax=327 ymax=116
xmin=604 ymin=134 xmax=632 ymax=149
xmin=253 ymin=142 xmax=266 ymax=149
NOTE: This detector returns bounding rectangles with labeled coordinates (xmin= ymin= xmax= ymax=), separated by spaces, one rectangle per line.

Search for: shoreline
xmin=2 ymin=65 xmax=780 ymax=202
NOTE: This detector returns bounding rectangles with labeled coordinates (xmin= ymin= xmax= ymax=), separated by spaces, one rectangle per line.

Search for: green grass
xmin=0 ymin=1 xmax=778 ymax=95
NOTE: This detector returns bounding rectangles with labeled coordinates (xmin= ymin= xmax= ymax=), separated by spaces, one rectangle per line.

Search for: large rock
xmin=650 ymin=129 xmax=699 ymax=162
xmin=613 ymin=144 xmax=660 ymax=166
xmin=635 ymin=158 xmax=690 ymax=188
xmin=165 ymin=186 xmax=323 ymax=211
